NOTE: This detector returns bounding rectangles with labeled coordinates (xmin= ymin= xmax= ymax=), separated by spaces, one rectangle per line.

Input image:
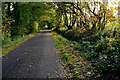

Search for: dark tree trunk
xmin=72 ymin=14 xmax=76 ymax=27
xmin=14 ymin=2 xmax=20 ymax=25
xmin=8 ymin=2 xmax=11 ymax=16
xmin=64 ymin=12 xmax=68 ymax=27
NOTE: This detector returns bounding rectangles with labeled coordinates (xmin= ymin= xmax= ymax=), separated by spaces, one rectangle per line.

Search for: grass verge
xmin=52 ymin=32 xmax=94 ymax=79
xmin=1 ymin=31 xmax=41 ymax=57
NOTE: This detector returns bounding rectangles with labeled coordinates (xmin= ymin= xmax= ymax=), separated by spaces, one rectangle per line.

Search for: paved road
xmin=2 ymin=29 xmax=65 ymax=78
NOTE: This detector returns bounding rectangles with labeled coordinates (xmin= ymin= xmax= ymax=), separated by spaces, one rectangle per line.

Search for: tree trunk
xmin=14 ymin=2 xmax=20 ymax=25
xmin=8 ymin=2 xmax=11 ymax=16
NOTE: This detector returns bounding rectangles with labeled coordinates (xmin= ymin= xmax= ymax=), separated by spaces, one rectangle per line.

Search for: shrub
xmin=64 ymin=29 xmax=82 ymax=41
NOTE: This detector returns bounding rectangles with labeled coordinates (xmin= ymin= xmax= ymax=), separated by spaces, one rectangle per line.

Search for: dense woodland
xmin=2 ymin=2 xmax=120 ymax=79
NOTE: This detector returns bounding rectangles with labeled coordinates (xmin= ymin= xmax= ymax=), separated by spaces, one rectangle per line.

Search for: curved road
xmin=2 ymin=29 xmax=65 ymax=79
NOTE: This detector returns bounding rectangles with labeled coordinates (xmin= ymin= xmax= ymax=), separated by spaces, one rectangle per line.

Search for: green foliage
xmin=2 ymin=2 xmax=120 ymax=79
xmin=2 ymin=15 xmax=13 ymax=42
xmin=30 ymin=21 xmax=39 ymax=33
xmin=53 ymin=26 xmax=120 ymax=79
xmin=62 ymin=53 xmax=70 ymax=61
xmin=2 ymin=33 xmax=37 ymax=55
xmin=2 ymin=2 xmax=55 ymax=48
xmin=64 ymin=28 xmax=82 ymax=41
xmin=75 ymin=35 xmax=120 ymax=79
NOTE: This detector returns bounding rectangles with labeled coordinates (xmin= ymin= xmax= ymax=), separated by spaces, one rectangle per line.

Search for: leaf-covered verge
xmin=52 ymin=31 xmax=120 ymax=79
xmin=52 ymin=32 xmax=94 ymax=79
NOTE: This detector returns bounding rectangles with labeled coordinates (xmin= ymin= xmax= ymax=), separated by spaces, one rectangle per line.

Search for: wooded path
xmin=2 ymin=29 xmax=65 ymax=78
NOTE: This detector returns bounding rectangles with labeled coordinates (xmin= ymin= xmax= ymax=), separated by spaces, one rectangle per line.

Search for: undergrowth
xmin=2 ymin=32 xmax=39 ymax=56
xmin=52 ymin=31 xmax=120 ymax=79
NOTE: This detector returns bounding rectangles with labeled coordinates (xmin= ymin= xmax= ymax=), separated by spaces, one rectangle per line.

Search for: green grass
xmin=52 ymin=31 xmax=93 ymax=79
xmin=52 ymin=31 xmax=120 ymax=79
xmin=1 ymin=32 xmax=39 ymax=57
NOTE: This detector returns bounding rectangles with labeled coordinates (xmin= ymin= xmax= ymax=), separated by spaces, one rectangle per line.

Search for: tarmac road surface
xmin=2 ymin=29 xmax=65 ymax=79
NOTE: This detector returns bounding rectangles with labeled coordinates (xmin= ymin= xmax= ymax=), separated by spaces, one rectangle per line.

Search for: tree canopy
xmin=2 ymin=1 xmax=120 ymax=79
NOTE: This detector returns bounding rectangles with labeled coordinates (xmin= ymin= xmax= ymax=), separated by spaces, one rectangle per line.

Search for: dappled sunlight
xmin=39 ymin=29 xmax=52 ymax=35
